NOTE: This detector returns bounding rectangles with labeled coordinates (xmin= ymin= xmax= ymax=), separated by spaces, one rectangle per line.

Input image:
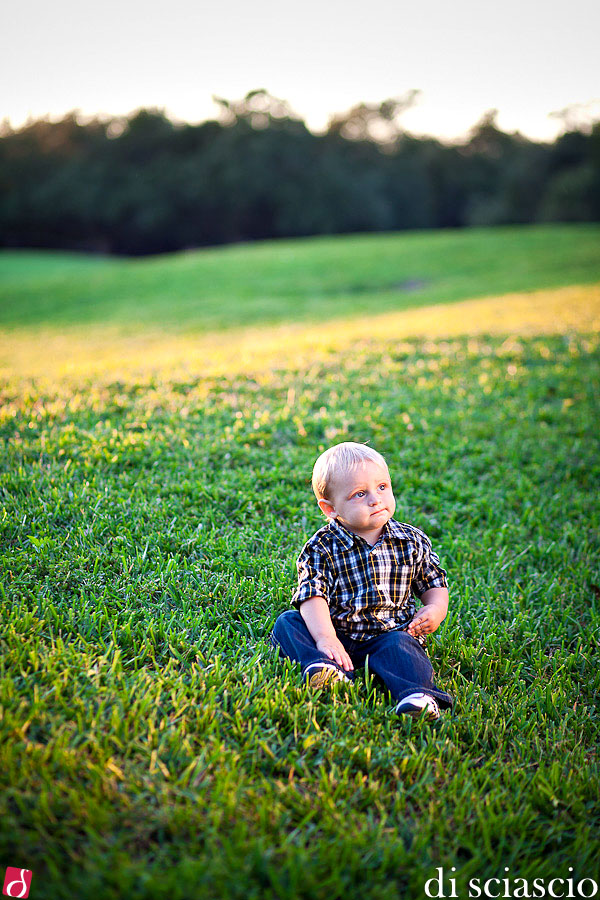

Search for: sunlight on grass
xmin=1 ymin=282 xmax=599 ymax=383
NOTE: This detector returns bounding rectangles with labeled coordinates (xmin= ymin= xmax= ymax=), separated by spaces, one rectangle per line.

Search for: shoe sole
xmin=305 ymin=666 xmax=351 ymax=688
xmin=396 ymin=698 xmax=440 ymax=721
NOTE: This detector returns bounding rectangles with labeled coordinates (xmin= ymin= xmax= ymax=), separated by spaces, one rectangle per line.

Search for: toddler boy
xmin=270 ymin=442 xmax=452 ymax=721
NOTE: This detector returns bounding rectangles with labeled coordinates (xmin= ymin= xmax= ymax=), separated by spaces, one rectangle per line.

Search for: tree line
xmin=1 ymin=90 xmax=599 ymax=255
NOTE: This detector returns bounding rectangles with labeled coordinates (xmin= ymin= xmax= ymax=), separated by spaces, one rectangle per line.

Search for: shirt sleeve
xmin=411 ymin=531 xmax=448 ymax=597
xmin=291 ymin=541 xmax=333 ymax=608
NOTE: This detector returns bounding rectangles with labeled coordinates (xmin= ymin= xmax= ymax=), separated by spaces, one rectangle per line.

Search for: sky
xmin=2 ymin=0 xmax=599 ymax=142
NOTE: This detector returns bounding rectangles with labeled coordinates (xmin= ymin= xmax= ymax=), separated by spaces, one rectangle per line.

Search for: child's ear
xmin=318 ymin=498 xmax=336 ymax=518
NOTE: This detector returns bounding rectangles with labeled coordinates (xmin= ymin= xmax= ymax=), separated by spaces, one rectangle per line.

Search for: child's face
xmin=318 ymin=460 xmax=396 ymax=543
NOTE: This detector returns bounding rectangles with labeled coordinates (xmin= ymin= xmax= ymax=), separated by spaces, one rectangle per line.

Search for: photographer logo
xmin=2 ymin=869 xmax=32 ymax=899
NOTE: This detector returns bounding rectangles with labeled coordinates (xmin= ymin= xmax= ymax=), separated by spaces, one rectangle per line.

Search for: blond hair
xmin=311 ymin=442 xmax=389 ymax=501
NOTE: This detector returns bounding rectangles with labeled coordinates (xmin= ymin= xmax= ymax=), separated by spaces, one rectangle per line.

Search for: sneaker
xmin=395 ymin=692 xmax=440 ymax=721
xmin=303 ymin=662 xmax=352 ymax=688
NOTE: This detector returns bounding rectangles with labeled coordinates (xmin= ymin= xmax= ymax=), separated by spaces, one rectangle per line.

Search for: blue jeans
xmin=270 ymin=609 xmax=452 ymax=708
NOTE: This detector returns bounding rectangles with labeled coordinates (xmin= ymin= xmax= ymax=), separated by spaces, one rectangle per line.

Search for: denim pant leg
xmin=270 ymin=609 xmax=355 ymax=680
xmin=356 ymin=629 xmax=453 ymax=708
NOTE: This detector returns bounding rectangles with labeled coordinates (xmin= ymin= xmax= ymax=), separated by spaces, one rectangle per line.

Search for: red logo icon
xmin=3 ymin=869 xmax=32 ymax=898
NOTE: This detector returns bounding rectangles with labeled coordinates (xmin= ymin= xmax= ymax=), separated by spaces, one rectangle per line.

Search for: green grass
xmin=1 ymin=224 xmax=599 ymax=331
xmin=1 ymin=227 xmax=599 ymax=899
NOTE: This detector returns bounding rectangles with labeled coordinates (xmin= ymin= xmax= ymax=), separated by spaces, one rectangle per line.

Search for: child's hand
xmin=407 ymin=606 xmax=443 ymax=637
xmin=315 ymin=636 xmax=354 ymax=671
xmin=408 ymin=587 xmax=449 ymax=638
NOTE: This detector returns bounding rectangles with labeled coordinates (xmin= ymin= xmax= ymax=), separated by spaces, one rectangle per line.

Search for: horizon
xmin=4 ymin=92 xmax=600 ymax=145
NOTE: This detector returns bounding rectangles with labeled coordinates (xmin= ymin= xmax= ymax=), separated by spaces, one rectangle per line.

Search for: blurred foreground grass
xmin=1 ymin=230 xmax=599 ymax=899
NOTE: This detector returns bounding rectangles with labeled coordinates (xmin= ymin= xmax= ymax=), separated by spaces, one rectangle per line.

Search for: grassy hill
xmin=1 ymin=226 xmax=599 ymax=899
xmin=1 ymin=224 xmax=600 ymax=331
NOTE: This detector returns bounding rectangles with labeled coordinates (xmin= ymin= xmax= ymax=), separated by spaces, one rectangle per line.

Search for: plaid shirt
xmin=292 ymin=517 xmax=448 ymax=643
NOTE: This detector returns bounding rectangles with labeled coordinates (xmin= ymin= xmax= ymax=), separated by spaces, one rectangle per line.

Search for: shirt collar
xmin=384 ymin=518 xmax=411 ymax=541
xmin=327 ymin=517 xmax=403 ymax=549
xmin=327 ymin=518 xmax=356 ymax=549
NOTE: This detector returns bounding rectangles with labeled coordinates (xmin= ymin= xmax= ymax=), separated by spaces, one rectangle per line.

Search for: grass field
xmin=1 ymin=226 xmax=599 ymax=900
xmin=1 ymin=224 xmax=600 ymax=332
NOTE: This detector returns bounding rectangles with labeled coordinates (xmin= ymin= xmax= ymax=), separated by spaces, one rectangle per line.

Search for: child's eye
xmin=378 ymin=484 xmax=387 ymax=491
xmin=354 ymin=491 xmax=365 ymax=498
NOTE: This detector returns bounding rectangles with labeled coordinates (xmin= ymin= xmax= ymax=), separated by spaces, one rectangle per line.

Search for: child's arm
xmin=300 ymin=596 xmax=354 ymax=671
xmin=407 ymin=587 xmax=449 ymax=638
